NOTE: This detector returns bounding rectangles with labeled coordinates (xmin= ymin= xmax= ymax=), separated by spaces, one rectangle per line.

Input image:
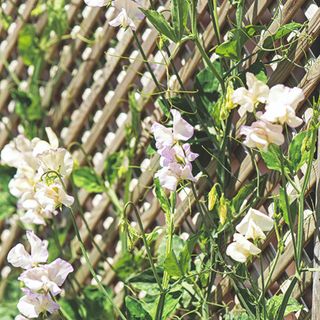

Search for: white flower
xmin=236 ymin=208 xmax=274 ymax=241
xmin=84 ymin=0 xmax=109 ymax=6
xmin=7 ymin=231 xmax=48 ymax=269
xmin=240 ymin=120 xmax=284 ymax=151
xmin=32 ymin=127 xmax=60 ymax=156
xmin=226 ymin=233 xmax=261 ymax=263
xmin=38 ymin=148 xmax=73 ymax=177
xmin=261 ymin=85 xmax=304 ymax=127
xmin=109 ymin=0 xmax=145 ymax=31
xmin=34 ymin=182 xmax=74 ymax=213
xmin=1 ymin=135 xmax=39 ymax=170
xmin=17 ymin=289 xmax=59 ymax=319
xmin=232 ymin=73 xmax=269 ymax=116
xmin=19 ymin=258 xmax=73 ymax=296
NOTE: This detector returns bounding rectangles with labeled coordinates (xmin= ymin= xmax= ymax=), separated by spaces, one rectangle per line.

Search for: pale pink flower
xmin=232 ymin=73 xmax=269 ymax=117
xmin=151 ymin=110 xmax=194 ymax=152
xmin=109 ymin=0 xmax=145 ymax=31
xmin=261 ymin=85 xmax=304 ymax=127
xmin=19 ymin=258 xmax=73 ymax=296
xmin=240 ymin=120 xmax=284 ymax=151
xmin=7 ymin=231 xmax=48 ymax=269
xmin=159 ymin=143 xmax=198 ymax=167
xmin=17 ymin=289 xmax=59 ymax=319
xmin=226 ymin=233 xmax=261 ymax=263
xmin=156 ymin=162 xmax=197 ymax=191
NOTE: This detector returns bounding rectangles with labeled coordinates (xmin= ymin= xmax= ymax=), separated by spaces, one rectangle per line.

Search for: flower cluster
xmin=84 ymin=0 xmax=145 ymax=31
xmin=232 ymin=73 xmax=304 ymax=151
xmin=226 ymin=208 xmax=274 ymax=263
xmin=151 ymin=110 xmax=199 ymax=191
xmin=1 ymin=128 xmax=74 ymax=225
xmin=8 ymin=231 xmax=73 ymax=319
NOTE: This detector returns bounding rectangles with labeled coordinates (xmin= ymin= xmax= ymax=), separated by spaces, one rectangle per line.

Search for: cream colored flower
xmin=240 ymin=120 xmax=284 ymax=151
xmin=232 ymin=73 xmax=269 ymax=117
xmin=261 ymin=85 xmax=304 ymax=127
xmin=236 ymin=208 xmax=274 ymax=241
xmin=226 ymin=233 xmax=261 ymax=263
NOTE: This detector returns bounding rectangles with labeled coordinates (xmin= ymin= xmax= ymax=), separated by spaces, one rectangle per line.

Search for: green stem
xmin=69 ymin=207 xmax=126 ymax=320
xmin=296 ymin=128 xmax=317 ymax=270
xmin=125 ymin=202 xmax=163 ymax=291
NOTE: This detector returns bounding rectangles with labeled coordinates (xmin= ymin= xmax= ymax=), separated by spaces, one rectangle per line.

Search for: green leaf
xmin=246 ymin=61 xmax=267 ymax=83
xmin=232 ymin=175 xmax=267 ymax=213
xmin=267 ymin=294 xmax=302 ymax=318
xmin=216 ymin=25 xmax=263 ymax=60
xmin=129 ymin=92 xmax=142 ymax=140
xmin=260 ymin=145 xmax=282 ymax=172
xmin=288 ymin=130 xmax=312 ymax=173
xmin=195 ymin=63 xmax=222 ymax=93
xmin=104 ymin=151 xmax=127 ymax=185
xmin=154 ymin=178 xmax=171 ymax=215
xmin=82 ymin=285 xmax=115 ymax=319
xmin=263 ymin=22 xmax=303 ymax=49
xmin=141 ymin=9 xmax=178 ymax=42
xmin=114 ymin=251 xmax=144 ymax=280
xmin=72 ymin=167 xmax=104 ymax=193
xmin=18 ymin=24 xmax=40 ymax=65
xmin=125 ymin=296 xmax=152 ymax=320
xmin=164 ymin=251 xmax=182 ymax=277
xmin=157 ymin=97 xmax=170 ymax=118
xmin=128 ymin=268 xmax=163 ymax=295
xmin=0 ymin=166 xmax=17 ymax=221
xmin=171 ymin=0 xmax=188 ymax=41
xmin=279 ymin=187 xmax=297 ymax=226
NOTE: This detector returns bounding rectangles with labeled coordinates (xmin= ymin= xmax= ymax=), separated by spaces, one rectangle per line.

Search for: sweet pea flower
xmin=151 ymin=109 xmax=194 ymax=152
xmin=84 ymin=0 xmax=109 ymax=7
xmin=261 ymin=84 xmax=304 ymax=127
xmin=19 ymin=258 xmax=73 ymax=296
xmin=159 ymin=143 xmax=198 ymax=167
xmin=7 ymin=231 xmax=48 ymax=269
xmin=156 ymin=162 xmax=197 ymax=191
xmin=232 ymin=73 xmax=269 ymax=116
xmin=109 ymin=0 xmax=145 ymax=31
xmin=240 ymin=120 xmax=284 ymax=151
xmin=236 ymin=208 xmax=274 ymax=241
xmin=226 ymin=233 xmax=261 ymax=263
xmin=34 ymin=181 xmax=74 ymax=213
xmin=17 ymin=289 xmax=59 ymax=319
xmin=38 ymin=148 xmax=73 ymax=177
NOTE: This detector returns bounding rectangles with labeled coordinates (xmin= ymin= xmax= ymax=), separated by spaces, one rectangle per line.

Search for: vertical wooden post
xmin=312 ymin=122 xmax=320 ymax=320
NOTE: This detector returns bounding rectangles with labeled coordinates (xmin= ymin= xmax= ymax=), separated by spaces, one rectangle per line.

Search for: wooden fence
xmin=0 ymin=0 xmax=319 ymax=318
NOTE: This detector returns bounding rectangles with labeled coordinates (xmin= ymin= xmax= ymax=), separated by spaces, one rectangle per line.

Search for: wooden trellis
xmin=0 ymin=0 xmax=319 ymax=318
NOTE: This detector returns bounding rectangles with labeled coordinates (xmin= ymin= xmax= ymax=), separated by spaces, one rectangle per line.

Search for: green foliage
xmin=72 ymin=166 xmax=104 ymax=193
xmin=232 ymin=175 xmax=267 ymax=213
xmin=113 ymin=251 xmax=144 ymax=280
xmin=171 ymin=0 xmax=189 ymax=41
xmin=104 ymin=151 xmax=128 ymax=185
xmin=60 ymin=285 xmax=115 ymax=320
xmin=263 ymin=22 xmax=303 ymax=49
xmin=141 ymin=9 xmax=178 ymax=42
xmin=288 ymin=130 xmax=312 ymax=173
xmin=18 ymin=24 xmax=40 ymax=66
xmin=154 ymin=178 xmax=171 ymax=215
xmin=216 ymin=25 xmax=263 ymax=60
xmin=260 ymin=145 xmax=283 ymax=172
xmin=125 ymin=296 xmax=152 ymax=320
xmin=0 ymin=166 xmax=17 ymax=221
xmin=267 ymin=294 xmax=302 ymax=318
